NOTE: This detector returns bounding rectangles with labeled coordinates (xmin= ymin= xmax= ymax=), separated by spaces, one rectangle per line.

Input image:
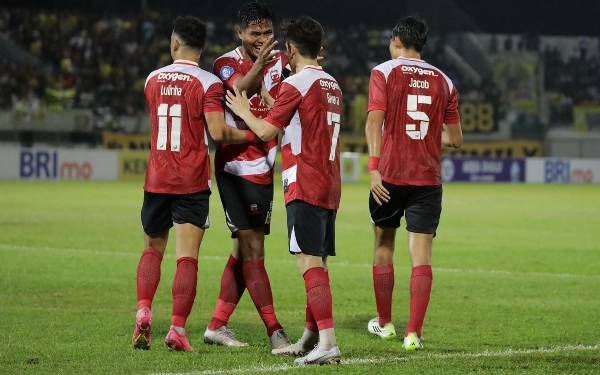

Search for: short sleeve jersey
xmin=264 ymin=66 xmax=342 ymax=210
xmin=213 ymin=48 xmax=288 ymax=185
xmin=143 ymin=60 xmax=223 ymax=194
xmin=368 ymin=57 xmax=460 ymax=186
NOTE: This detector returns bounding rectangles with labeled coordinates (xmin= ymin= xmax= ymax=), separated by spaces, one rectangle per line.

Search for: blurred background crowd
xmin=0 ymin=2 xmax=599 ymax=138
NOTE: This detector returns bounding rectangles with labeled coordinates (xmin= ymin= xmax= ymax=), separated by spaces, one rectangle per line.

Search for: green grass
xmin=1 ymin=180 xmax=599 ymax=374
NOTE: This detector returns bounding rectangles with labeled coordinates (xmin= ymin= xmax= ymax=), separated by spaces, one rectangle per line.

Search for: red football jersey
xmin=213 ymin=48 xmax=288 ymax=185
xmin=265 ymin=66 xmax=342 ymax=210
xmin=143 ymin=59 xmax=223 ymax=194
xmin=368 ymin=57 xmax=460 ymax=186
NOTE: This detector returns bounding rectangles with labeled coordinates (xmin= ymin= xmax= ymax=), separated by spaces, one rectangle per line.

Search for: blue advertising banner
xmin=441 ymin=157 xmax=525 ymax=182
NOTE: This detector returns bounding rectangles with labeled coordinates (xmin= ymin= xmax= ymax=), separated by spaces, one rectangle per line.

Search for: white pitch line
xmin=150 ymin=344 xmax=600 ymax=375
xmin=1 ymin=244 xmax=599 ymax=279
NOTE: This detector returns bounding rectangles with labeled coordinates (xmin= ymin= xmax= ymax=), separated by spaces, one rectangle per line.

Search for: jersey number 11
xmin=157 ymin=103 xmax=182 ymax=152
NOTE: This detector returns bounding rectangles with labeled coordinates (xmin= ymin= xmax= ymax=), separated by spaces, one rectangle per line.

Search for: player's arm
xmin=205 ymin=111 xmax=256 ymax=144
xmin=203 ymin=82 xmax=258 ymax=144
xmin=441 ymin=87 xmax=463 ymax=148
xmin=365 ymin=69 xmax=390 ymax=205
xmin=225 ymin=85 xmax=279 ymax=141
xmin=232 ymin=36 xmax=278 ymax=98
xmin=442 ymin=123 xmax=463 ymax=148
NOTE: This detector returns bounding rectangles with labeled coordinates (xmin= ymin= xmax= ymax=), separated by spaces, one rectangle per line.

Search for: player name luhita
xmin=161 ymin=85 xmax=183 ymax=96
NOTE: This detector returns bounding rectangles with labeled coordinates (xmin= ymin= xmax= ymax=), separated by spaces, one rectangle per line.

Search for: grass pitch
xmin=0 ymin=180 xmax=599 ymax=374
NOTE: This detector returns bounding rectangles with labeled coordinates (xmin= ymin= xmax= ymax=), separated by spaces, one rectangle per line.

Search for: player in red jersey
xmin=203 ymin=1 xmax=291 ymax=350
xmin=365 ymin=16 xmax=463 ymax=350
xmin=132 ymin=16 xmax=257 ymax=352
xmin=226 ymin=16 xmax=342 ymax=366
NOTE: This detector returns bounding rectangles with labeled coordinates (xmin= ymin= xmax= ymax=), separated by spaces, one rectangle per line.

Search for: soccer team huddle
xmin=133 ymin=1 xmax=463 ymax=366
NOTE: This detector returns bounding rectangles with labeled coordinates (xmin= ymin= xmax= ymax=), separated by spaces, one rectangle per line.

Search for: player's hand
xmin=369 ymin=170 xmax=390 ymax=205
xmin=255 ymin=36 xmax=278 ymax=68
xmin=225 ymin=85 xmax=251 ymax=116
xmin=259 ymin=81 xmax=274 ymax=108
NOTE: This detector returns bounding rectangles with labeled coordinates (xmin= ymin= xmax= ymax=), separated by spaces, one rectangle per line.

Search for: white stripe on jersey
xmin=374 ymin=58 xmax=454 ymax=93
xmin=145 ymin=61 xmax=221 ymax=94
xmin=280 ymin=111 xmax=302 ymax=155
xmin=223 ymin=145 xmax=277 ymax=176
xmin=282 ymin=164 xmax=297 ymax=186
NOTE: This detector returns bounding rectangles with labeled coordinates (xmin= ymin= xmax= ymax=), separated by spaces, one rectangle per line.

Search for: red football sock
xmin=304 ymin=267 xmax=334 ymax=331
xmin=171 ymin=257 xmax=198 ymax=329
xmin=405 ymin=265 xmax=433 ymax=337
xmin=209 ymin=255 xmax=246 ymax=330
xmin=243 ymin=259 xmax=282 ymax=336
xmin=305 ymin=269 xmax=328 ymax=332
xmin=136 ymin=248 xmax=163 ymax=310
xmin=373 ymin=264 xmax=394 ymax=326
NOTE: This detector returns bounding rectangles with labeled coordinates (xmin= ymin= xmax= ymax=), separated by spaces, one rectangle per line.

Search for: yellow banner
xmin=104 ymin=131 xmax=151 ymax=149
xmin=442 ymin=140 xmax=543 ymax=157
xmin=574 ymin=105 xmax=600 ymax=131
xmin=118 ymin=150 xmax=150 ymax=181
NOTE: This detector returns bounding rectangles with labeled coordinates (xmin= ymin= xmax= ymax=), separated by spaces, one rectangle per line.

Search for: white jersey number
xmin=406 ymin=94 xmax=432 ymax=140
xmin=327 ymin=111 xmax=341 ymax=161
xmin=157 ymin=103 xmax=182 ymax=151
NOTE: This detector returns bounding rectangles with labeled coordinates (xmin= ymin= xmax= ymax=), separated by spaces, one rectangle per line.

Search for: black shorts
xmin=216 ymin=172 xmax=273 ymax=238
xmin=141 ymin=190 xmax=210 ymax=236
xmin=286 ymin=200 xmax=336 ymax=257
xmin=369 ymin=183 xmax=442 ymax=234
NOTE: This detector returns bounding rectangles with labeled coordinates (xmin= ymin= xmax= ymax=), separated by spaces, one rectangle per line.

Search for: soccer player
xmin=225 ymin=16 xmax=342 ymax=366
xmin=365 ymin=15 xmax=463 ymax=351
xmin=132 ymin=16 xmax=258 ymax=352
xmin=204 ymin=1 xmax=291 ymax=350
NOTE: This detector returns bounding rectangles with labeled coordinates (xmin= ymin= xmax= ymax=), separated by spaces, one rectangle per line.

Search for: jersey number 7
xmin=157 ymin=103 xmax=182 ymax=152
xmin=327 ymin=111 xmax=341 ymax=161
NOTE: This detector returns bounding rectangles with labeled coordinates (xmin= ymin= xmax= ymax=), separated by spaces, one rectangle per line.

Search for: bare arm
xmin=225 ymin=86 xmax=279 ymax=142
xmin=365 ymin=110 xmax=390 ymax=205
xmin=366 ymin=110 xmax=385 ymax=157
xmin=442 ymin=123 xmax=463 ymax=148
xmin=204 ymin=111 xmax=254 ymax=144
xmin=232 ymin=37 xmax=278 ymax=98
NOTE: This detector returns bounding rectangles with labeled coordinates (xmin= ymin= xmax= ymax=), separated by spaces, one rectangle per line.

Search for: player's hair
xmin=172 ymin=16 xmax=207 ymax=51
xmin=392 ymin=15 xmax=428 ymax=53
xmin=238 ymin=1 xmax=275 ymax=28
xmin=281 ymin=16 xmax=323 ymax=59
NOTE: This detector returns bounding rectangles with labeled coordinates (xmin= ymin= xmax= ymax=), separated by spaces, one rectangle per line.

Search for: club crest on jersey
xmin=220 ymin=66 xmax=234 ymax=80
xmin=270 ymin=70 xmax=280 ymax=82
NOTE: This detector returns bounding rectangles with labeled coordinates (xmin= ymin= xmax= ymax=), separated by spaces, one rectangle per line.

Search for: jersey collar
xmin=300 ymin=65 xmax=323 ymax=72
xmin=396 ymin=56 xmax=424 ymax=62
xmin=173 ymin=59 xmax=199 ymax=66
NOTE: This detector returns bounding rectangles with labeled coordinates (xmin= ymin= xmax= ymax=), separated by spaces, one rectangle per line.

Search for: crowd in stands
xmin=0 ymin=7 xmax=598 ymax=133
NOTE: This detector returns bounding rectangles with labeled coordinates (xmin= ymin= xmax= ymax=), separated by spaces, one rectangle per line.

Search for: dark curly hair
xmin=238 ymin=1 xmax=275 ymax=28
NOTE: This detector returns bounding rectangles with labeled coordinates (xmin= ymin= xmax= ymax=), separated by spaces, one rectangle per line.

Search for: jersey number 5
xmin=157 ymin=103 xmax=182 ymax=151
xmin=327 ymin=111 xmax=341 ymax=161
xmin=406 ymin=94 xmax=432 ymax=140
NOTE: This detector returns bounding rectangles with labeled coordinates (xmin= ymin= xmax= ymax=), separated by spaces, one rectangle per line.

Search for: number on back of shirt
xmin=406 ymin=94 xmax=431 ymax=140
xmin=157 ymin=103 xmax=182 ymax=152
xmin=327 ymin=111 xmax=341 ymax=161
